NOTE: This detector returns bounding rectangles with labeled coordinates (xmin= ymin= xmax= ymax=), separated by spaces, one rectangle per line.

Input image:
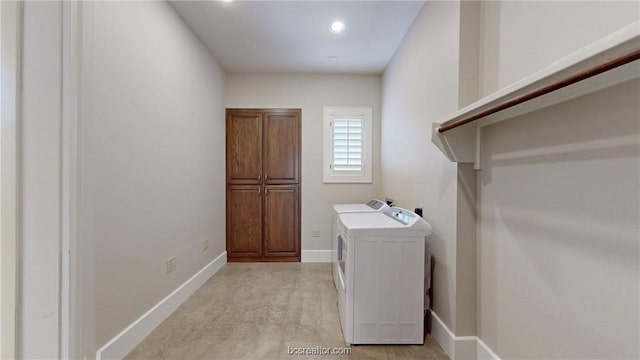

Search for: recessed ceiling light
xmin=221 ymin=0 xmax=234 ymax=3
xmin=328 ymin=56 xmax=338 ymax=60
xmin=330 ymin=21 xmax=345 ymax=34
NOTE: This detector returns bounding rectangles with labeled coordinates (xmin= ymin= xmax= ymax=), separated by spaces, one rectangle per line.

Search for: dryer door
xmin=337 ymin=234 xmax=347 ymax=279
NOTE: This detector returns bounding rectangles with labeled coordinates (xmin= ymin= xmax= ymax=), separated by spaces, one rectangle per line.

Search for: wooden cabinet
xmin=263 ymin=111 xmax=299 ymax=184
xmin=226 ymin=109 xmax=301 ymax=262
xmin=226 ymin=186 xmax=263 ymax=259
xmin=264 ymin=185 xmax=299 ymax=258
xmin=226 ymin=110 xmax=262 ymax=184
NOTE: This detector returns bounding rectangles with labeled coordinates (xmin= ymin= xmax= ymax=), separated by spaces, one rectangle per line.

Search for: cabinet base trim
xmin=228 ymin=255 xmax=300 ymax=262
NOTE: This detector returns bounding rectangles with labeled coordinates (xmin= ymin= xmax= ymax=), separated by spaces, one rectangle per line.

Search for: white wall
xmin=479 ymin=0 xmax=640 ymax=96
xmin=20 ymin=2 xmax=63 ymax=357
xmin=478 ymin=80 xmax=639 ymax=359
xmin=476 ymin=1 xmax=640 ymax=358
xmin=78 ymin=1 xmax=226 ymax=357
xmin=225 ymin=73 xmax=382 ymax=253
xmin=381 ymin=1 xmax=465 ymax=333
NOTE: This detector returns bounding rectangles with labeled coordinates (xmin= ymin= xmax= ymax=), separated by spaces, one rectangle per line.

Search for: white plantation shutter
xmin=323 ymin=107 xmax=373 ymax=183
xmin=332 ymin=117 xmax=363 ymax=172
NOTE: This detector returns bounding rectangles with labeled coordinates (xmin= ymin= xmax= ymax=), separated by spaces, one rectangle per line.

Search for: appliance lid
xmin=339 ymin=207 xmax=432 ymax=237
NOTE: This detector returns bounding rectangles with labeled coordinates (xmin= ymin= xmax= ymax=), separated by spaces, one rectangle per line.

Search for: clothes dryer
xmin=337 ymin=207 xmax=431 ymax=345
xmin=332 ymin=199 xmax=389 ymax=289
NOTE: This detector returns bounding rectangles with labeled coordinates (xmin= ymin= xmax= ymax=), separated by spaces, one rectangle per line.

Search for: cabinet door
xmin=227 ymin=186 xmax=263 ymax=259
xmin=263 ymin=110 xmax=300 ymax=184
xmin=263 ymin=185 xmax=300 ymax=259
xmin=226 ymin=110 xmax=262 ymax=184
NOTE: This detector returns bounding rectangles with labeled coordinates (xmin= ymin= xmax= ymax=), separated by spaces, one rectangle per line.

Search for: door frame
xmin=4 ymin=1 xmax=83 ymax=358
xmin=61 ymin=1 xmax=82 ymax=358
xmin=1 ymin=1 xmax=22 ymax=358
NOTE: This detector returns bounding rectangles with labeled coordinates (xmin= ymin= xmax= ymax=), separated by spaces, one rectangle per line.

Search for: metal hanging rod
xmin=438 ymin=48 xmax=640 ymax=134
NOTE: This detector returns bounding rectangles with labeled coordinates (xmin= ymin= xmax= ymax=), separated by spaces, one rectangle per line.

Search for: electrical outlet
xmin=166 ymin=256 xmax=176 ymax=273
xmin=202 ymin=239 xmax=209 ymax=252
xmin=385 ymin=197 xmax=396 ymax=206
xmin=311 ymin=229 xmax=321 ymax=237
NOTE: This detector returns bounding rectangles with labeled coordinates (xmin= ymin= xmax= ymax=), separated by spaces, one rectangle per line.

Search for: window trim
xmin=323 ymin=106 xmax=373 ymax=183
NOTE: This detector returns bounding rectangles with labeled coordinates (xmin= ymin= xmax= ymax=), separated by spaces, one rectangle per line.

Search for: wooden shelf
xmin=432 ymin=21 xmax=640 ymax=167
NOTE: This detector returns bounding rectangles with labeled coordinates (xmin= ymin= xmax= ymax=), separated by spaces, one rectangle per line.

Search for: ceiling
xmin=170 ymin=1 xmax=425 ymax=74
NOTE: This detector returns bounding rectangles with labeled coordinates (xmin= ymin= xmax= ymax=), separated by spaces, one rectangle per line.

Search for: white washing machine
xmin=332 ymin=199 xmax=389 ymax=290
xmin=337 ymin=207 xmax=432 ymax=345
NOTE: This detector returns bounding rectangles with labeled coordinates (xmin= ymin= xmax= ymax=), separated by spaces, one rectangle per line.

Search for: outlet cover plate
xmin=166 ymin=256 xmax=176 ymax=273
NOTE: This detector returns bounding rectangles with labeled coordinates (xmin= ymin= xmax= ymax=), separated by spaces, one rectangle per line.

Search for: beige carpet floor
xmin=126 ymin=262 xmax=448 ymax=360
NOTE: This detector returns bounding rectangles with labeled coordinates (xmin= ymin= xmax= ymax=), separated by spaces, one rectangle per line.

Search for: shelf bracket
xmin=431 ymin=122 xmax=478 ymax=167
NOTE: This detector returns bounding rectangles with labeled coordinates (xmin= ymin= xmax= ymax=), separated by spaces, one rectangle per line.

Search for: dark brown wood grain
xmin=225 ymin=108 xmax=301 ymax=262
xmin=263 ymin=111 xmax=300 ymax=184
xmin=263 ymin=185 xmax=299 ymax=257
xmin=226 ymin=110 xmax=262 ymax=184
xmin=226 ymin=186 xmax=263 ymax=258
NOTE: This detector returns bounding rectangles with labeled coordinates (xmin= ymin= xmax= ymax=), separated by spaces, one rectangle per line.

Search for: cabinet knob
xmin=265 ymin=173 xmax=268 ymax=181
xmin=257 ymin=174 xmax=261 ymax=180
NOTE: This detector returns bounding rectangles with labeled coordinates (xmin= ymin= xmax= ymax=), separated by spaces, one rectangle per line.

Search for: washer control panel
xmin=384 ymin=208 xmax=417 ymax=225
xmin=366 ymin=199 xmax=386 ymax=210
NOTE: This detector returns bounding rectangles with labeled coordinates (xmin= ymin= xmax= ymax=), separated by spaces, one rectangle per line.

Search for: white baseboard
xmin=96 ymin=251 xmax=227 ymax=360
xmin=301 ymin=250 xmax=332 ymax=262
xmin=431 ymin=311 xmax=501 ymax=360
xmin=431 ymin=311 xmax=456 ymax=357
xmin=476 ymin=338 xmax=501 ymax=360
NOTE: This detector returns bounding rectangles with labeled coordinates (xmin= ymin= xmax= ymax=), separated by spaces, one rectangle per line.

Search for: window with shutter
xmin=323 ymin=107 xmax=373 ymax=183
xmin=333 ymin=117 xmax=363 ymax=172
